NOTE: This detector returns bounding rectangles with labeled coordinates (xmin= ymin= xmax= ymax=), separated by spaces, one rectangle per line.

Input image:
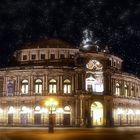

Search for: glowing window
xmin=86 ymin=75 xmax=103 ymax=93
xmin=64 ymin=106 xmax=71 ymax=111
xmin=124 ymin=85 xmax=128 ymax=96
xmin=64 ymin=106 xmax=71 ymax=114
xmin=49 ymin=79 xmax=57 ymax=94
xmin=21 ymin=106 xmax=27 ymax=111
xmin=56 ymin=108 xmax=64 ymax=113
xmin=20 ymin=106 xmax=29 ymax=114
xmin=0 ymin=108 xmax=3 ymax=113
xmin=21 ymin=80 xmax=28 ymax=94
xmin=86 ymin=75 xmax=94 ymax=92
xmin=64 ymin=79 xmax=71 ymax=94
xmin=115 ymin=83 xmax=120 ymax=96
xmin=8 ymin=106 xmax=15 ymax=114
xmin=35 ymin=106 xmax=41 ymax=111
xmin=35 ymin=79 xmax=42 ymax=94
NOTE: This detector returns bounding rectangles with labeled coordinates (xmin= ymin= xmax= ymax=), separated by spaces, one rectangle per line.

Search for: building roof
xmin=17 ymin=38 xmax=77 ymax=50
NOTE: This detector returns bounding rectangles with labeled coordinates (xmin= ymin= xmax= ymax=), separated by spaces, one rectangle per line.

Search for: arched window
xmin=63 ymin=79 xmax=71 ymax=94
xmin=34 ymin=106 xmax=41 ymax=113
xmin=115 ymin=83 xmax=120 ymax=96
xmin=49 ymin=79 xmax=57 ymax=94
xmin=124 ymin=84 xmax=128 ymax=97
xmin=35 ymin=79 xmax=42 ymax=94
xmin=20 ymin=106 xmax=29 ymax=114
xmin=21 ymin=80 xmax=28 ymax=94
xmin=86 ymin=75 xmax=94 ymax=92
xmin=86 ymin=75 xmax=103 ymax=93
xmin=7 ymin=80 xmax=14 ymax=96
xmin=64 ymin=106 xmax=71 ymax=112
xmin=8 ymin=106 xmax=15 ymax=114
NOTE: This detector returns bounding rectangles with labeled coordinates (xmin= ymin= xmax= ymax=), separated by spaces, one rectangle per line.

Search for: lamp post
xmin=45 ymin=98 xmax=58 ymax=133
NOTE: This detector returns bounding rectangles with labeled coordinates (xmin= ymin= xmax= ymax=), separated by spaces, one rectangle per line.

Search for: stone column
xmin=59 ymin=75 xmax=63 ymax=95
xmin=75 ymin=97 xmax=80 ymax=126
xmin=4 ymin=77 xmax=8 ymax=96
xmin=30 ymin=75 xmax=33 ymax=96
xmin=45 ymin=75 xmax=48 ymax=95
xmin=72 ymin=75 xmax=75 ymax=94
xmin=14 ymin=78 xmax=17 ymax=96
xmin=128 ymin=82 xmax=131 ymax=97
xmin=134 ymin=85 xmax=136 ymax=97
xmin=82 ymin=73 xmax=86 ymax=91
xmin=80 ymin=95 xmax=84 ymax=126
xmin=103 ymin=72 xmax=110 ymax=95
xmin=0 ymin=77 xmax=4 ymax=97
xmin=17 ymin=76 xmax=20 ymax=96
xmin=55 ymin=76 xmax=59 ymax=95
xmin=75 ymin=74 xmax=78 ymax=93
xmin=85 ymin=99 xmax=91 ymax=127
xmin=105 ymin=98 xmax=113 ymax=127
xmin=42 ymin=75 xmax=45 ymax=96
xmin=78 ymin=73 xmax=82 ymax=90
xmin=122 ymin=80 xmax=125 ymax=96
xmin=110 ymin=78 xmax=114 ymax=95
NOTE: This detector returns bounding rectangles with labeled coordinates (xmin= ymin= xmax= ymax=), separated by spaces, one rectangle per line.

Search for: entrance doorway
xmin=8 ymin=114 xmax=13 ymax=125
xmin=63 ymin=114 xmax=70 ymax=126
xmin=20 ymin=113 xmax=28 ymax=125
xmin=34 ymin=114 xmax=41 ymax=125
xmin=91 ymin=101 xmax=103 ymax=126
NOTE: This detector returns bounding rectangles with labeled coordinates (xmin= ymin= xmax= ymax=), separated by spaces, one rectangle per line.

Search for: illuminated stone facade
xmin=0 ymin=38 xmax=140 ymax=127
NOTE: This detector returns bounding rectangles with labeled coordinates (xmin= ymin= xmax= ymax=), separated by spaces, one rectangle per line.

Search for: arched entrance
xmin=34 ymin=106 xmax=42 ymax=125
xmin=56 ymin=108 xmax=64 ymax=126
xmin=20 ymin=106 xmax=28 ymax=125
xmin=8 ymin=106 xmax=15 ymax=125
xmin=63 ymin=106 xmax=71 ymax=126
xmin=91 ymin=102 xmax=103 ymax=126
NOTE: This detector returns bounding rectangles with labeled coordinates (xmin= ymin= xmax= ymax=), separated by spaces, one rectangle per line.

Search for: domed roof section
xmin=18 ymin=38 xmax=76 ymax=50
xmin=80 ymin=42 xmax=100 ymax=52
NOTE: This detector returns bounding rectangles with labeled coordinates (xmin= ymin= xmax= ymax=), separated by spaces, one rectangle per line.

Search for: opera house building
xmin=0 ymin=38 xmax=140 ymax=127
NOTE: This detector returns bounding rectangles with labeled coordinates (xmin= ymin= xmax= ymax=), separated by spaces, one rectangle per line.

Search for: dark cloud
xmin=0 ymin=0 xmax=140 ymax=75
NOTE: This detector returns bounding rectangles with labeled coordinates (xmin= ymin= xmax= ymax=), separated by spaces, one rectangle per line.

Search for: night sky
xmin=0 ymin=0 xmax=140 ymax=75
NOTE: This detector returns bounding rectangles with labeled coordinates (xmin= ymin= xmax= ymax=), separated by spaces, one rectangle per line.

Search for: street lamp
xmin=45 ymin=98 xmax=58 ymax=133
